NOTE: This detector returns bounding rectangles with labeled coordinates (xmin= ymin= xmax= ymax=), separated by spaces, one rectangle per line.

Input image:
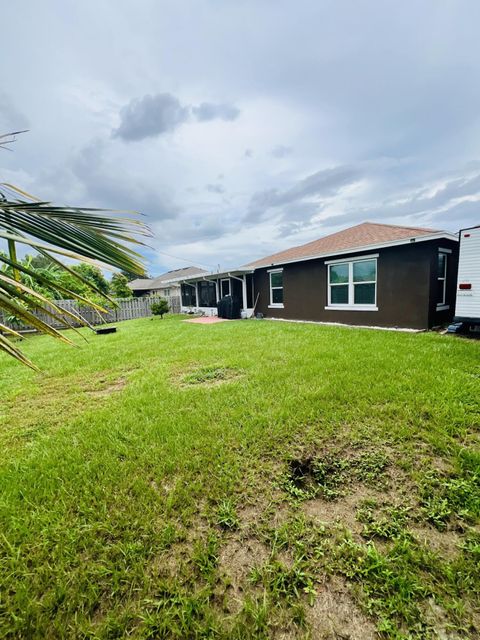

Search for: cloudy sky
xmin=1 ymin=1 xmax=480 ymax=274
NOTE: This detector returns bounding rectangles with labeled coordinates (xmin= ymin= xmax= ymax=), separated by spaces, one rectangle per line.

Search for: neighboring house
xmin=179 ymin=222 xmax=460 ymax=329
xmin=129 ymin=266 xmax=207 ymax=297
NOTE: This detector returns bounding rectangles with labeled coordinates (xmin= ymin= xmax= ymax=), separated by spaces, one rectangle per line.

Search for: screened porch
xmin=179 ymin=269 xmax=255 ymax=317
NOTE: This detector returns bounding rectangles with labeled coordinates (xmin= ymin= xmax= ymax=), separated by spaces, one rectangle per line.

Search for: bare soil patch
xmin=410 ymin=524 xmax=462 ymax=559
xmin=305 ymin=575 xmax=377 ymax=640
xmin=84 ymin=376 xmax=128 ymax=397
xmin=302 ymin=487 xmax=379 ymax=537
xmin=218 ymin=538 xmax=270 ymax=613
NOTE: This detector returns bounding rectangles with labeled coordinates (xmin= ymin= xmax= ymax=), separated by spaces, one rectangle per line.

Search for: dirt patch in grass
xmin=238 ymin=498 xmax=291 ymax=534
xmin=84 ymin=376 xmax=128 ymax=397
xmin=218 ymin=538 xmax=270 ymax=613
xmin=423 ymin=598 xmax=467 ymax=640
xmin=303 ymin=488 xmax=379 ymax=537
xmin=0 ymin=370 xmax=134 ymax=451
xmin=305 ymin=575 xmax=377 ymax=640
xmin=173 ymin=364 xmax=243 ymax=388
xmin=410 ymin=524 xmax=463 ymax=558
xmin=283 ymin=447 xmax=392 ymax=502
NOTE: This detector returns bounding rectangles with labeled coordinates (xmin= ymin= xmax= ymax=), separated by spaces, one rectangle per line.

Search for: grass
xmin=0 ymin=315 xmax=479 ymax=639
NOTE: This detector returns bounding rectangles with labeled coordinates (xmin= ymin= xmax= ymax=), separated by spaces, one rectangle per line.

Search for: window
xmin=327 ymin=257 xmax=377 ymax=310
xmin=198 ymin=281 xmax=217 ymax=307
xmin=163 ymin=288 xmax=171 ymax=297
xmin=220 ymin=278 xmax=230 ymax=298
xmin=269 ymin=269 xmax=284 ymax=307
xmin=437 ymin=251 xmax=448 ymax=306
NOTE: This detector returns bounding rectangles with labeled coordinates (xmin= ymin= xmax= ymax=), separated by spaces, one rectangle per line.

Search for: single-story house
xmin=179 ymin=222 xmax=459 ymax=329
xmin=129 ymin=266 xmax=207 ymax=297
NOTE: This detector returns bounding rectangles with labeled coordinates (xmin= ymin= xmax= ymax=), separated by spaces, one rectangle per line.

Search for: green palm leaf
xmin=0 ymin=178 xmax=149 ymax=368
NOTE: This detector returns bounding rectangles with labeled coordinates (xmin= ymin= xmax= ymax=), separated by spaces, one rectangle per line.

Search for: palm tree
xmin=0 ymin=133 xmax=150 ymax=369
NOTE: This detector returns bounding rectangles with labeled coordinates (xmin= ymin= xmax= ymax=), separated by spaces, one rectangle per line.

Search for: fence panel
xmin=0 ymin=295 xmax=181 ymax=332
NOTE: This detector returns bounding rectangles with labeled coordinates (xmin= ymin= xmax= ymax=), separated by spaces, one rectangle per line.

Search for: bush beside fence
xmin=0 ymin=295 xmax=181 ymax=331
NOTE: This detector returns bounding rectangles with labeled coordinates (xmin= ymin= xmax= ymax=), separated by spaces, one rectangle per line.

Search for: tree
xmin=151 ymin=299 xmax=169 ymax=318
xmin=27 ymin=253 xmax=57 ymax=270
xmin=0 ymin=134 xmax=150 ymax=369
xmin=110 ymin=272 xmax=132 ymax=298
xmin=71 ymin=264 xmax=110 ymax=295
xmin=121 ymin=269 xmax=147 ymax=282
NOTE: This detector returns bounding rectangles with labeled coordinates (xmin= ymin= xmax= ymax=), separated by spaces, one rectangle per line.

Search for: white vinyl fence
xmin=1 ymin=295 xmax=181 ymax=331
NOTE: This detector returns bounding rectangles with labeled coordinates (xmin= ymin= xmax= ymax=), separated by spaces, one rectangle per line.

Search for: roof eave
xmin=246 ymin=231 xmax=459 ymax=269
xmin=179 ymin=267 xmax=254 ymax=283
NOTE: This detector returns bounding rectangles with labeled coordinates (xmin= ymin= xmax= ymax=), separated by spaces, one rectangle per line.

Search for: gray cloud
xmin=113 ymin=93 xmax=189 ymax=141
xmin=318 ymin=169 xmax=480 ymax=231
xmin=206 ymin=183 xmax=225 ymax=194
xmin=271 ymin=144 xmax=293 ymax=158
xmin=192 ymin=102 xmax=240 ymax=122
xmin=113 ymin=94 xmax=240 ymax=142
xmin=247 ymin=165 xmax=361 ymax=223
xmin=71 ymin=139 xmax=178 ymax=220
xmin=428 ymin=199 xmax=480 ymax=229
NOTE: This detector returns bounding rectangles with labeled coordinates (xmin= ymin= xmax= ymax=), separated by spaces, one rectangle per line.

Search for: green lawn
xmin=0 ymin=316 xmax=479 ymax=639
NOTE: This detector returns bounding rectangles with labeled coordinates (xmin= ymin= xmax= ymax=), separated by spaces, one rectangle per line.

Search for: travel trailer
xmin=448 ymin=225 xmax=480 ymax=336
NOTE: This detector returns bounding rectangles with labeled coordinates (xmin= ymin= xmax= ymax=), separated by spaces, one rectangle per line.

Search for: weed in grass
xmin=421 ymin=495 xmax=453 ymax=531
xmin=178 ymin=364 xmax=241 ymax=387
xmin=283 ymin=449 xmax=390 ymax=503
xmin=283 ymin=454 xmax=351 ymax=501
xmin=420 ymin=468 xmax=480 ymax=529
xmin=140 ymin=583 xmax=218 ymax=639
xmin=311 ymin=454 xmax=351 ymax=500
xmin=354 ymin=450 xmax=390 ymax=484
xmin=268 ymin=512 xmax=327 ymax=560
xmin=192 ymin=533 xmax=219 ymax=581
xmin=230 ymin=595 xmax=270 ymax=639
xmin=283 ymin=458 xmax=320 ymax=500
xmin=333 ymin=537 xmax=431 ymax=636
xmin=453 ymin=531 xmax=480 ymax=596
xmin=357 ymin=501 xmax=412 ymax=540
xmin=250 ymin=560 xmax=316 ymax=606
xmin=215 ymin=499 xmax=239 ymax=531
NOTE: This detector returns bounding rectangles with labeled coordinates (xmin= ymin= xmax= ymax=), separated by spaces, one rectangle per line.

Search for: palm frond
xmin=0 ymin=180 xmax=149 ymax=368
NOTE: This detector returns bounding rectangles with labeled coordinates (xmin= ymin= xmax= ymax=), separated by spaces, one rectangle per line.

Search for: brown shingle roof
xmin=128 ymin=267 xmax=207 ymax=291
xmin=149 ymin=266 xmax=207 ymax=287
xmin=245 ymin=222 xmax=444 ymax=268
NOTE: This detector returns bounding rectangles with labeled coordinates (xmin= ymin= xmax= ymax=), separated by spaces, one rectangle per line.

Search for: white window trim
xmin=436 ymin=251 xmax=448 ymax=308
xmin=220 ymin=278 xmax=231 ymax=297
xmin=326 ymin=304 xmax=379 ymax=312
xmin=326 ymin=257 xmax=378 ymax=311
xmin=269 ymin=268 xmax=284 ymax=308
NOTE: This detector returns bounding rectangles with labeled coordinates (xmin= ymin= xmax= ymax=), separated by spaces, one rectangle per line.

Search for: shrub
xmin=151 ymin=298 xmax=169 ymax=318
